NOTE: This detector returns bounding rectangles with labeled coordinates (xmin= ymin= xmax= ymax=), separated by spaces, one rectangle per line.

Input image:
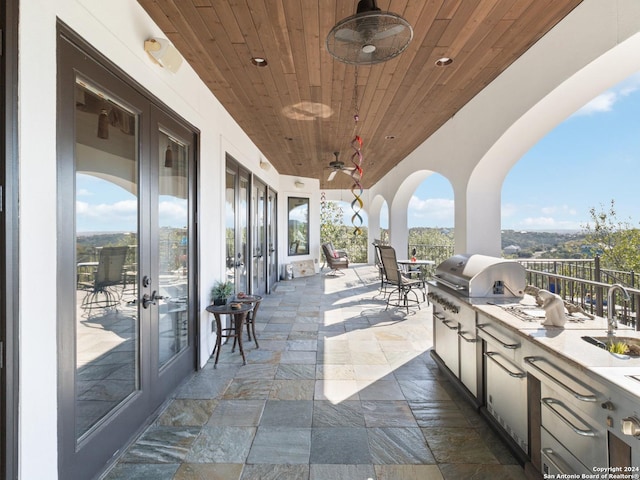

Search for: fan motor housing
xmin=326 ymin=3 xmax=413 ymax=65
xmin=357 ymin=0 xmax=380 ymax=14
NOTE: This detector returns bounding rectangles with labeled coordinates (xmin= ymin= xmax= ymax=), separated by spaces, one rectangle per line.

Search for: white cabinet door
xmin=485 ymin=350 xmax=528 ymax=452
xmin=434 ymin=311 xmax=459 ymax=377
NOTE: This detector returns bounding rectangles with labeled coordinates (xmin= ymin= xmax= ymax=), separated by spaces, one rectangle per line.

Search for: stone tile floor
xmin=104 ymin=265 xmax=527 ymax=480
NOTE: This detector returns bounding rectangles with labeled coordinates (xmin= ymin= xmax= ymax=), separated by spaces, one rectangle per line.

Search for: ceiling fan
xmin=326 ymin=152 xmax=356 ymax=182
xmin=326 ymin=0 xmax=413 ymax=65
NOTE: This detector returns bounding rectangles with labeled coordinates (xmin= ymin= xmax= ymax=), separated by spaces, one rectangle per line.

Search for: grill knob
xmin=621 ymin=416 xmax=640 ymax=436
xmin=601 ymin=401 xmax=614 ymax=411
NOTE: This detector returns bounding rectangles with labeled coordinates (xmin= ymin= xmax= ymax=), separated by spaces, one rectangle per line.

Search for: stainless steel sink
xmin=581 ymin=336 xmax=640 ymax=357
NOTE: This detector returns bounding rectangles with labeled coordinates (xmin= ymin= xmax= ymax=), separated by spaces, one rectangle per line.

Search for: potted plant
xmin=210 ymin=280 xmax=233 ymax=306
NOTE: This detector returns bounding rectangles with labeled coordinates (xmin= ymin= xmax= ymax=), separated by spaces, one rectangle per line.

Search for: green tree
xmin=320 ymin=200 xmax=344 ymax=244
xmin=409 ymin=227 xmax=454 ymax=247
xmin=320 ymin=200 xmax=368 ymax=262
xmin=408 ymin=227 xmax=454 ymax=264
xmin=582 ymin=199 xmax=640 ymax=272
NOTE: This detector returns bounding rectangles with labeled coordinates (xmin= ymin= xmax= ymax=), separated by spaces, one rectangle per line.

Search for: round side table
xmin=231 ymin=295 xmax=263 ymax=349
xmin=205 ymin=302 xmax=253 ymax=368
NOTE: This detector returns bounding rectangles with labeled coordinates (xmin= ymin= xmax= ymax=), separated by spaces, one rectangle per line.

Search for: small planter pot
xmin=213 ymin=297 xmax=227 ymax=306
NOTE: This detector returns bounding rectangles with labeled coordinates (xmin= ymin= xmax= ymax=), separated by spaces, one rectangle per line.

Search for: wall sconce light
xmin=144 ymin=38 xmax=183 ymax=73
xmin=97 ymin=108 xmax=109 ymax=139
xmin=294 ymin=181 xmax=305 ymax=189
xmin=259 ymin=158 xmax=271 ymax=171
xmin=164 ymin=144 xmax=173 ymax=168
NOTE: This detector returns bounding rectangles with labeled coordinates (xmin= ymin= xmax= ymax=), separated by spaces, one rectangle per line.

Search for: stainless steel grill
xmin=433 ymin=254 xmax=526 ymax=298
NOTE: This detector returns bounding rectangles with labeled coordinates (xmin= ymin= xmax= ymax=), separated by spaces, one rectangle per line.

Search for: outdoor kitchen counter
xmin=473 ymin=301 xmax=640 ymax=398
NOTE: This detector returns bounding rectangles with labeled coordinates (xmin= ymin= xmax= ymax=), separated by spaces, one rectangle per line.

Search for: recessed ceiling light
xmin=435 ymin=57 xmax=453 ymax=67
xmin=251 ymin=57 xmax=268 ymax=67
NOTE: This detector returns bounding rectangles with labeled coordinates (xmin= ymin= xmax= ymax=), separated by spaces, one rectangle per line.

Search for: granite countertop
xmin=473 ymin=297 xmax=640 ymax=398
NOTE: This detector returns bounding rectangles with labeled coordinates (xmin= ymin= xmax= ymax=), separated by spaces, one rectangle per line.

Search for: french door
xmin=225 ymin=159 xmax=250 ymax=293
xmin=252 ymin=179 xmax=267 ymax=296
xmin=267 ymin=188 xmax=278 ymax=292
xmin=58 ymin=29 xmax=197 ymax=480
xmin=226 ymin=161 xmax=278 ymax=296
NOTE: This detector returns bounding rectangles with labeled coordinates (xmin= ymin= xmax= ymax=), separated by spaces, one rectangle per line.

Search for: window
xmin=288 ymin=197 xmax=309 ymax=255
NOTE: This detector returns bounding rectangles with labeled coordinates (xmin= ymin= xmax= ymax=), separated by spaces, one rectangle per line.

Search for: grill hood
xmin=433 ymin=254 xmax=526 ymax=298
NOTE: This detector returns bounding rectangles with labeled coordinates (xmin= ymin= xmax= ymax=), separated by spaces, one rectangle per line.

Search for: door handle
xmin=142 ymin=290 xmax=165 ymax=309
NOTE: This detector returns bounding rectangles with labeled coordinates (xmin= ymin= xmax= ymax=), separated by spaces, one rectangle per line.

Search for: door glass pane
xmin=225 ymin=170 xmax=236 ymax=288
xmin=74 ymin=79 xmax=139 ymax=440
xmin=268 ymin=189 xmax=277 ymax=289
xmin=158 ymin=132 xmax=189 ymax=368
xmin=253 ymin=184 xmax=266 ymax=294
xmin=237 ymin=176 xmax=249 ymax=292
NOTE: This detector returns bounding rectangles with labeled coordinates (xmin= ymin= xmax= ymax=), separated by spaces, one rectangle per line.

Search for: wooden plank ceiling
xmin=138 ymin=0 xmax=582 ymax=189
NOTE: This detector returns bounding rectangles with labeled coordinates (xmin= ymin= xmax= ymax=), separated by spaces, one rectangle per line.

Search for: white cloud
xmin=540 ymin=204 xmax=577 ymax=216
xmin=516 ymin=216 xmax=581 ymax=230
xmin=76 ymin=199 xmax=138 ymax=229
xmin=521 ymin=216 xmax=556 ymax=226
xmin=407 ymin=196 xmax=454 ymax=227
xmin=501 ymin=203 xmax=581 ymax=230
xmin=409 ymin=196 xmax=454 ymax=216
xmin=573 ymin=74 xmax=640 ymax=117
xmin=574 ymin=91 xmax=617 ymax=116
xmin=618 ymin=72 xmax=640 ymax=97
xmin=501 ymin=203 xmax=519 ymax=218
xmin=159 ymin=200 xmax=188 ymax=227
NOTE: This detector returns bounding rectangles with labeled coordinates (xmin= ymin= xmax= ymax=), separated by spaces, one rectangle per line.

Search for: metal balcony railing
xmin=407 ymin=247 xmax=638 ymax=330
xmin=407 ymin=244 xmax=454 ymax=267
xmin=517 ymin=257 xmax=639 ymax=330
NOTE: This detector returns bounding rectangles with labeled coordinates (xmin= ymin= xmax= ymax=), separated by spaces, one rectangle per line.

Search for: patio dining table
xmin=397 ymin=259 xmax=435 ymax=302
xmin=397 ymin=259 xmax=435 ymax=277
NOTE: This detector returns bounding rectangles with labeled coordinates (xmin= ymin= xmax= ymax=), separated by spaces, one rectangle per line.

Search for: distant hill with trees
xmin=320 ymin=199 xmax=640 ymax=272
xmin=500 ymin=229 xmax=589 ymax=259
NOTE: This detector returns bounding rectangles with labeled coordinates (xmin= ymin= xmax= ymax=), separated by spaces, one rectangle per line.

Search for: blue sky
xmin=402 ymin=71 xmax=640 ymax=231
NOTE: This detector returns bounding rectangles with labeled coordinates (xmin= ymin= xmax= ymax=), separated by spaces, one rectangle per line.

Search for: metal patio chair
xmin=378 ymin=245 xmax=423 ymax=312
xmin=78 ymin=246 xmax=129 ymax=316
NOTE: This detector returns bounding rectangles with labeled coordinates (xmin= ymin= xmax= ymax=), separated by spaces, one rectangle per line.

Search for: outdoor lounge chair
xmin=378 ymin=245 xmax=423 ymax=312
xmin=321 ymin=242 xmax=349 ymax=275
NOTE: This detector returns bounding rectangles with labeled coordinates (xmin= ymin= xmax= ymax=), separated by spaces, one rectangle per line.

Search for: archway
xmin=408 ymin=173 xmax=455 ymax=264
xmin=467 ymin=30 xmax=640 ymax=256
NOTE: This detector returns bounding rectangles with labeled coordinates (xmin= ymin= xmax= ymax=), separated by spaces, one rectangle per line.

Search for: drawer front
xmin=541 ymin=426 xmax=592 ymax=475
xmin=540 ymin=380 xmax=603 ymax=428
xmin=522 ymin=348 xmax=604 ymax=422
xmin=541 ymin=396 xmax=606 ymax=468
xmin=477 ymin=315 xmax=522 ymax=362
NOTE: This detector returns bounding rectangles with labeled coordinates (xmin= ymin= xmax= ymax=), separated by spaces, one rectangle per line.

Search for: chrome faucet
xmin=607 ymin=284 xmax=630 ymax=335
